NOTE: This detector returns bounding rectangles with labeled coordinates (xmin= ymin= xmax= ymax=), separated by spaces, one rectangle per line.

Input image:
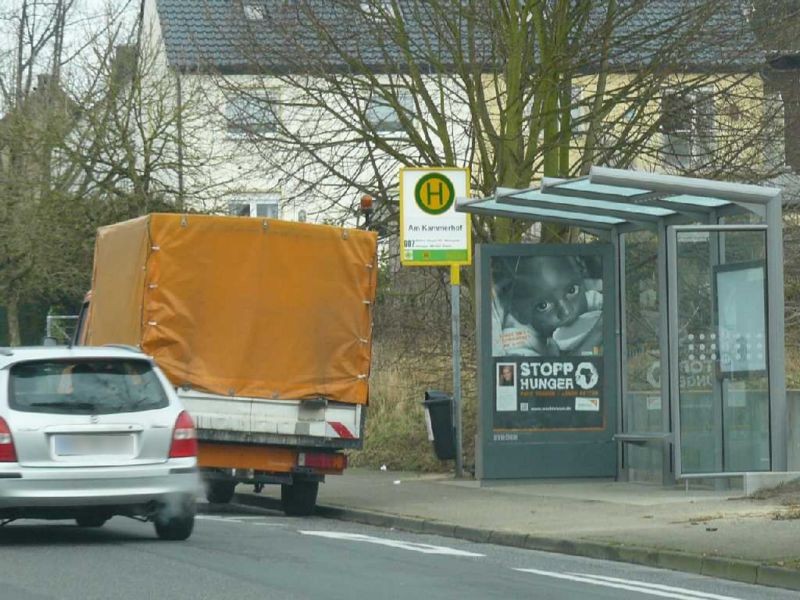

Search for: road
xmin=0 ymin=505 xmax=795 ymax=600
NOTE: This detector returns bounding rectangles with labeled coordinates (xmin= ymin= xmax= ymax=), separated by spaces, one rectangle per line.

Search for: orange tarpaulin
xmin=85 ymin=214 xmax=377 ymax=405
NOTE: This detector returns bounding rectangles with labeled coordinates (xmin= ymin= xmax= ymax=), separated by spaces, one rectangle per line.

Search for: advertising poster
xmin=490 ymin=252 xmax=605 ymax=431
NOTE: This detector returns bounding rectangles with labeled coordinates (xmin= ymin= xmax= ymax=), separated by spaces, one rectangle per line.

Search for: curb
xmin=232 ymin=493 xmax=800 ymax=592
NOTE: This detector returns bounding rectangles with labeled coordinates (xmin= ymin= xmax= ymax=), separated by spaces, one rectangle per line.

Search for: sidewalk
xmin=235 ymin=468 xmax=800 ymax=591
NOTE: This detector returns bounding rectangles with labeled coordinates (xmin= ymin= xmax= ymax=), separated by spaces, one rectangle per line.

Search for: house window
xmin=660 ymin=89 xmax=715 ymax=169
xmin=360 ymin=1 xmax=400 ymax=21
xmin=228 ymin=194 xmax=280 ymax=219
xmin=226 ymin=91 xmax=278 ymax=136
xmin=366 ymin=90 xmax=413 ymax=132
xmin=242 ymin=3 xmax=266 ymax=20
xmin=570 ymin=85 xmax=587 ymax=134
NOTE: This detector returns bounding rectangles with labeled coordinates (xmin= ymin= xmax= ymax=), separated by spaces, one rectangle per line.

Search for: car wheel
xmin=154 ymin=496 xmax=196 ymax=541
xmin=280 ymin=480 xmax=319 ymax=516
xmin=75 ymin=514 xmax=109 ymax=528
xmin=205 ymin=480 xmax=236 ymax=504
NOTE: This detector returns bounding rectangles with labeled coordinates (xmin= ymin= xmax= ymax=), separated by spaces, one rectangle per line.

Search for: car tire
xmin=154 ymin=496 xmax=196 ymax=541
xmin=205 ymin=480 xmax=236 ymax=504
xmin=280 ymin=480 xmax=319 ymax=516
xmin=75 ymin=514 xmax=109 ymax=528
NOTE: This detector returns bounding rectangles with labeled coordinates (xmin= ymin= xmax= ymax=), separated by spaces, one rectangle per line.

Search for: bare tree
xmin=0 ymin=0 xmax=222 ymax=344
xmin=0 ymin=0 xmax=78 ymax=344
xmin=202 ymin=0 xmax=783 ymax=245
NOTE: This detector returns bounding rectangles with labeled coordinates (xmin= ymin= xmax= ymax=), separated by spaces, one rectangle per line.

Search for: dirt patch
xmin=747 ymin=479 xmax=800 ymax=520
xmin=772 ymin=506 xmax=800 ymax=520
xmin=749 ymin=478 xmax=800 ymax=505
xmin=670 ymin=514 xmax=723 ymax=525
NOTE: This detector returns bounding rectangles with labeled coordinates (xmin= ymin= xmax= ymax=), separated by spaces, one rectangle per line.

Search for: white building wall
xmin=140 ymin=0 xmax=473 ymax=225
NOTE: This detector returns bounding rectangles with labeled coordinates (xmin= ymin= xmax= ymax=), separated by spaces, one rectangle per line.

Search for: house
xmin=138 ymin=1 xmax=787 ymax=222
xmin=138 ymin=0 xmax=476 ymax=225
xmin=561 ymin=2 xmax=779 ymax=182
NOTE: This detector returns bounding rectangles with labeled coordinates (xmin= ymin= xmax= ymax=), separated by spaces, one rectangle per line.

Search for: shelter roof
xmin=457 ymin=167 xmax=782 ymax=232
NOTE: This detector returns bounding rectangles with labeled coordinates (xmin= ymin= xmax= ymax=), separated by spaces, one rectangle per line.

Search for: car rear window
xmin=9 ymin=359 xmax=169 ymax=415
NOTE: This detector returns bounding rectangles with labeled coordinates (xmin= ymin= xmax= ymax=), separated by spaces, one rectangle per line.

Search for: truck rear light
xmin=297 ymin=452 xmax=346 ymax=471
xmin=0 ymin=417 xmax=17 ymax=462
xmin=169 ymin=411 xmax=198 ymax=458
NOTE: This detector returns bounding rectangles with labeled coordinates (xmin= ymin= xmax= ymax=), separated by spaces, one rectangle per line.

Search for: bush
xmin=349 ymin=340 xmax=478 ymax=473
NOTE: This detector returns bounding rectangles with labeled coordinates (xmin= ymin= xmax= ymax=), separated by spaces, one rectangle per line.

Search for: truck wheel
xmin=280 ymin=480 xmax=319 ymax=516
xmin=154 ymin=496 xmax=196 ymax=541
xmin=206 ymin=480 xmax=236 ymax=504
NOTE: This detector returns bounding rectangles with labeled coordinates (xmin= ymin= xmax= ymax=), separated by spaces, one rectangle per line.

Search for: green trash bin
xmin=423 ymin=390 xmax=456 ymax=460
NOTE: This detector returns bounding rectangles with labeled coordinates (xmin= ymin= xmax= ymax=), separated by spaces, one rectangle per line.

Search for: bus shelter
xmin=458 ymin=166 xmax=788 ymax=486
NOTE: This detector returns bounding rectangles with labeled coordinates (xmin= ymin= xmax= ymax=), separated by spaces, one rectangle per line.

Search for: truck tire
xmin=206 ymin=480 xmax=236 ymax=504
xmin=280 ymin=480 xmax=319 ymax=516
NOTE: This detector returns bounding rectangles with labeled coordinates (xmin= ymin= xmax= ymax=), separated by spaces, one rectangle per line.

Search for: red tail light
xmin=169 ymin=411 xmax=197 ymax=458
xmin=298 ymin=452 xmax=347 ymax=471
xmin=0 ymin=417 xmax=17 ymax=462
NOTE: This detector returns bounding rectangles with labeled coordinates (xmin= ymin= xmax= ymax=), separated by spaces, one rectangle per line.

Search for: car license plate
xmin=53 ymin=434 xmax=134 ymax=457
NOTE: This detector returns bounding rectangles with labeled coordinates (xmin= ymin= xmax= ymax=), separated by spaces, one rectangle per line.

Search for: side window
xmin=660 ymin=89 xmax=715 ymax=170
xmin=225 ymin=90 xmax=279 ymax=136
xmin=227 ymin=194 xmax=281 ymax=220
xmin=366 ymin=89 xmax=413 ymax=132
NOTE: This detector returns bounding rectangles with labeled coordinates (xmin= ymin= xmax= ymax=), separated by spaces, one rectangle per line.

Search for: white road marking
xmin=515 ymin=569 xmax=744 ymax=600
xmin=196 ymin=515 xmax=284 ymax=527
xmin=299 ymin=531 xmax=485 ymax=557
xmin=574 ymin=574 xmax=744 ymax=600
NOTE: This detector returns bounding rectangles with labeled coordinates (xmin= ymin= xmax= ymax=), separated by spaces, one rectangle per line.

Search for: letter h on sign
xmin=426 ymin=180 xmax=444 ymax=208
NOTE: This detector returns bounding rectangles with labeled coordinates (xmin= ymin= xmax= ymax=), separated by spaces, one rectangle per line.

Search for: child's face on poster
xmin=511 ymin=257 xmax=589 ymax=337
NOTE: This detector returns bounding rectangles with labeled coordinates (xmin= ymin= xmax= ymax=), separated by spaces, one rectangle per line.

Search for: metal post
xmin=451 ymin=265 xmax=463 ymax=478
xmin=615 ymin=229 xmax=628 ymax=481
xmin=709 ymin=215 xmax=724 ymax=478
xmin=659 ymin=220 xmax=676 ymax=485
xmin=766 ymin=194 xmax=787 ymax=471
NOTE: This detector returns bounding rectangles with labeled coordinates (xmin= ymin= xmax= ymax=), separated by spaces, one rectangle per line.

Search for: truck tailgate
xmin=178 ymin=390 xmax=363 ymax=450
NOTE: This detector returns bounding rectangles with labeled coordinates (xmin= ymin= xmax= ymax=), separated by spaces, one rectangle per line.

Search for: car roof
xmin=0 ymin=346 xmax=151 ymax=369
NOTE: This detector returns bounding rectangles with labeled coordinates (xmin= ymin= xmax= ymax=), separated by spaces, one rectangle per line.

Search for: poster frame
xmin=476 ymin=242 xmax=618 ymax=480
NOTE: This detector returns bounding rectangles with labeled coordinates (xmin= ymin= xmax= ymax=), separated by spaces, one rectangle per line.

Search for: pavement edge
xmin=231 ymin=493 xmax=800 ymax=592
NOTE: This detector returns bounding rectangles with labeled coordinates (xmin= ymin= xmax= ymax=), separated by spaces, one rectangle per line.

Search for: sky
xmin=0 ymin=0 xmax=138 ymax=109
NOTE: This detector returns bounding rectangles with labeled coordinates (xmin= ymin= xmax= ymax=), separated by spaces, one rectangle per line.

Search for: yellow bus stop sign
xmin=399 ymin=167 xmax=471 ymax=267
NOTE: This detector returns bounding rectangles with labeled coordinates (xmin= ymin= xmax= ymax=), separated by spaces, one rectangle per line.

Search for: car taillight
xmin=169 ymin=411 xmax=197 ymax=458
xmin=0 ymin=417 xmax=17 ymax=462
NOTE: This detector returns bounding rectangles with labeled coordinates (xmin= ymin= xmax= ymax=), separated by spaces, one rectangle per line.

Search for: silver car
xmin=0 ymin=346 xmax=200 ymax=540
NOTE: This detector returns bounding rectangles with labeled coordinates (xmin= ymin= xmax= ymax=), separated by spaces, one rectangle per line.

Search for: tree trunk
xmin=6 ymin=297 xmax=21 ymax=346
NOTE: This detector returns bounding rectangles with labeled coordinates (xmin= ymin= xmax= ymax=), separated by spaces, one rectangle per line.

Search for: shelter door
xmin=667 ymin=226 xmax=770 ymax=477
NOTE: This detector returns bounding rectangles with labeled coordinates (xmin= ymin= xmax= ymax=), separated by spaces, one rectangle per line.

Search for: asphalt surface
xmin=232 ymin=468 xmax=800 ymax=591
xmin=0 ymin=504 xmax=796 ymax=600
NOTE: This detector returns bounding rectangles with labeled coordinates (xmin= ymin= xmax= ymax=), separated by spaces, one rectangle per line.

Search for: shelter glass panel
xmin=473 ymin=200 xmax=624 ymax=226
xmin=663 ymin=195 xmax=729 ymax=209
xmin=675 ymin=229 xmax=770 ymax=474
xmin=513 ymin=191 xmax=674 ymax=218
xmin=556 ymin=180 xmax=650 ymax=197
xmin=621 ymin=231 xmax=663 ymax=481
